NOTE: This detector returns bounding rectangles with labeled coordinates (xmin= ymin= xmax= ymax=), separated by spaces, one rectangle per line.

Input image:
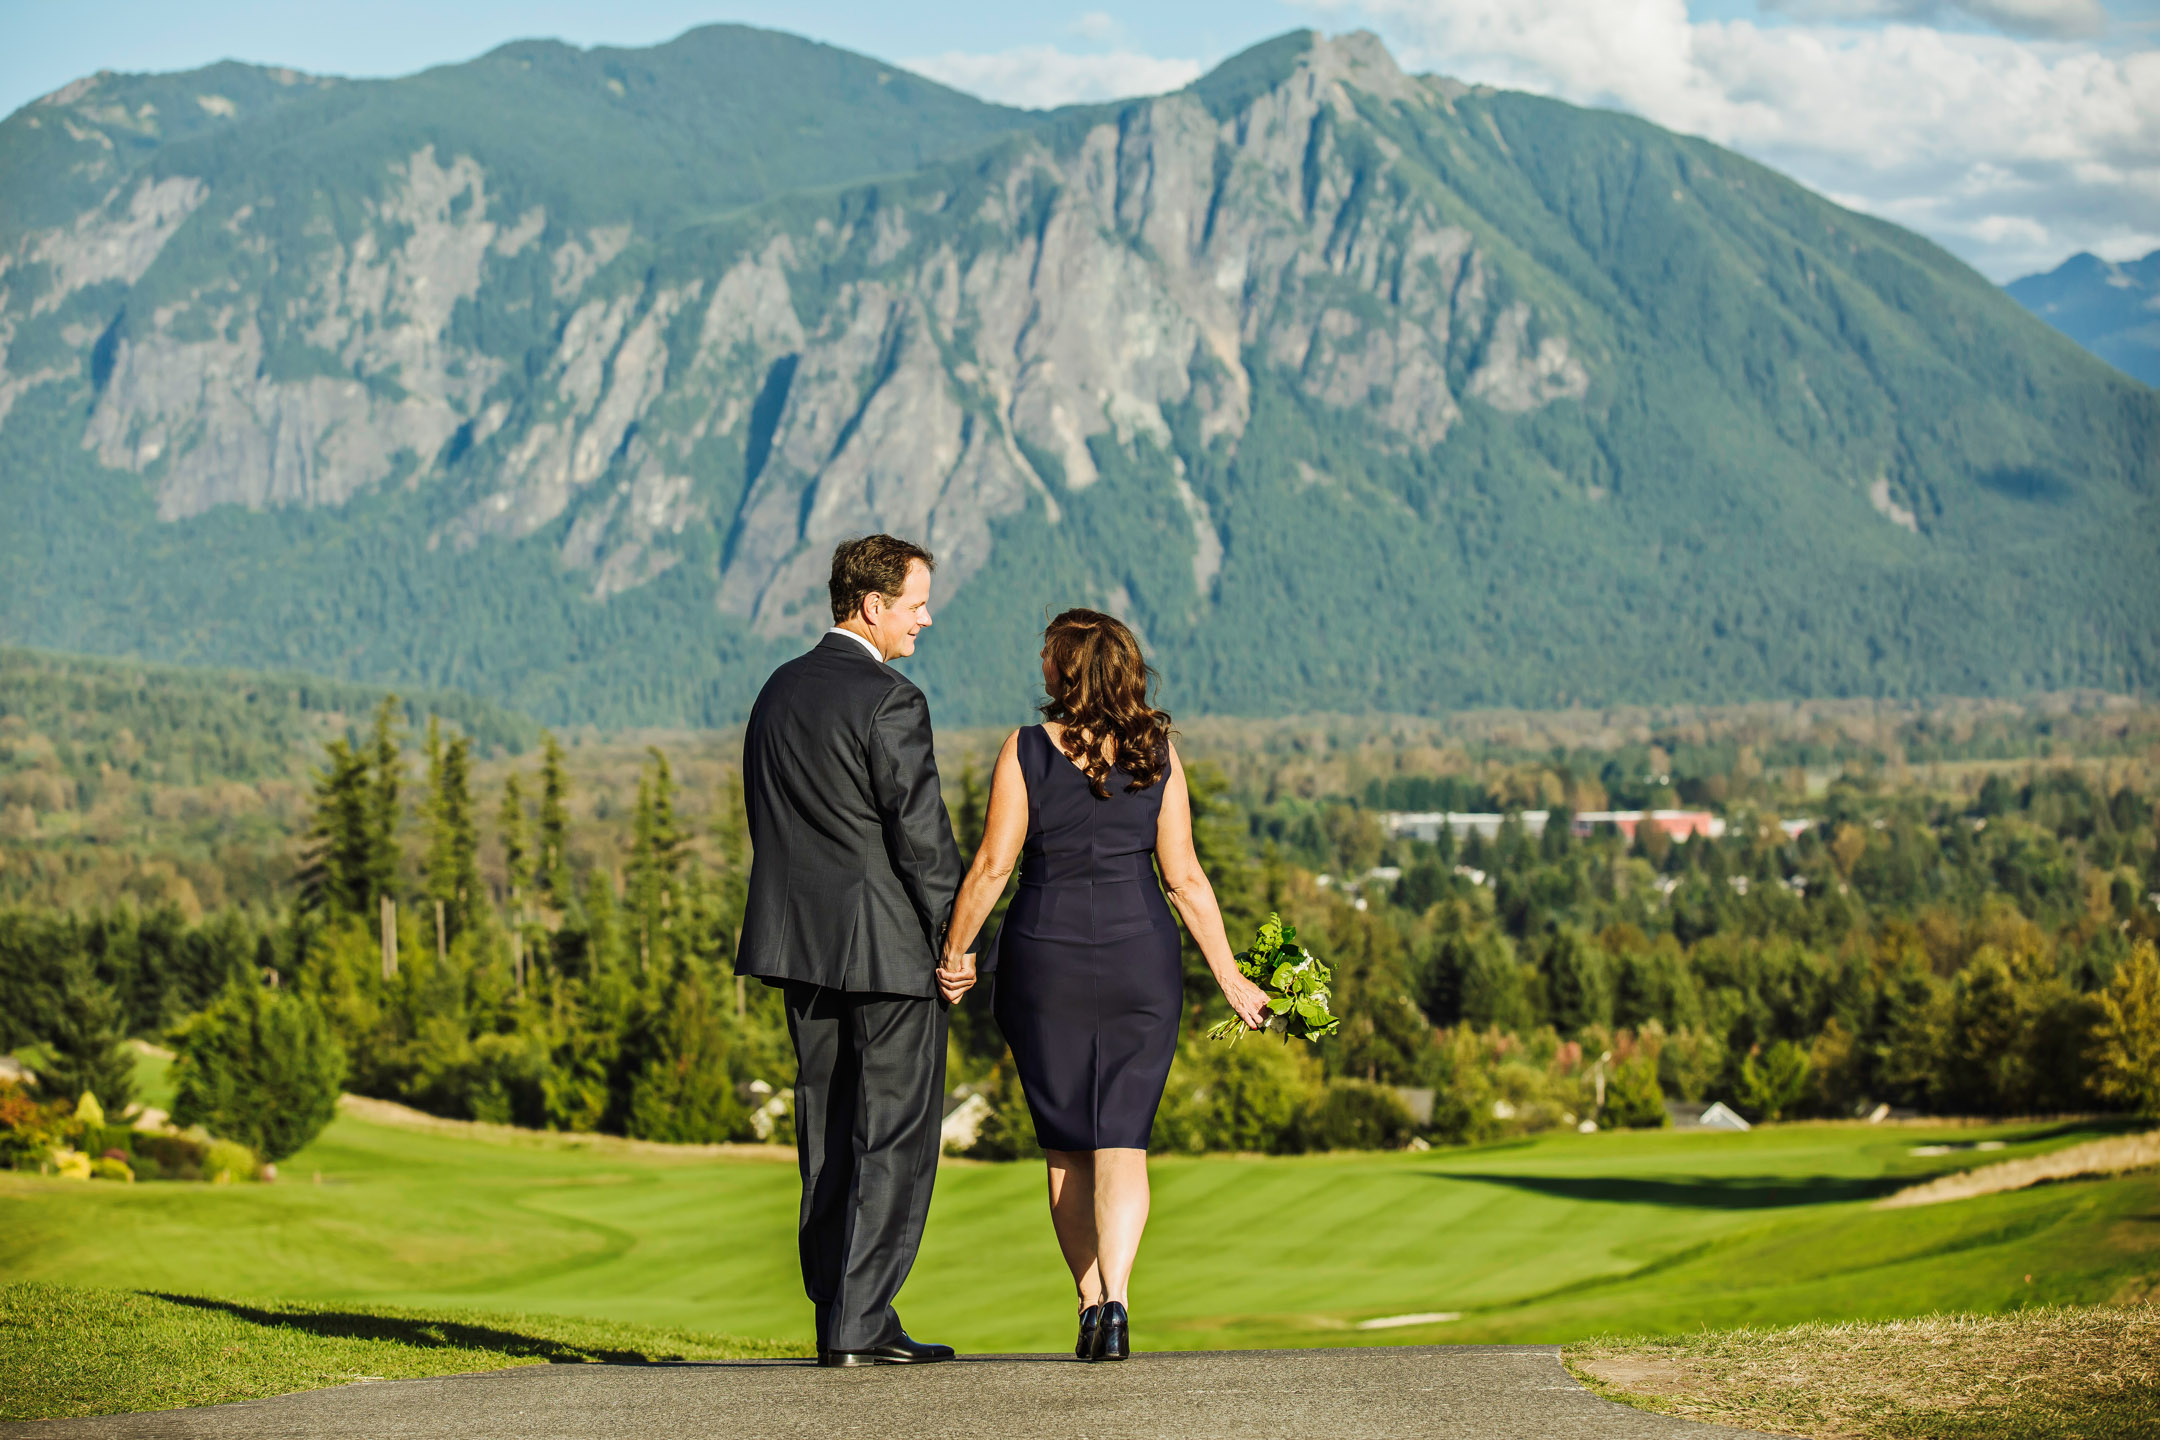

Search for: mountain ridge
xmin=0 ymin=26 xmax=2153 ymax=726
xmin=2009 ymin=249 xmax=2160 ymax=387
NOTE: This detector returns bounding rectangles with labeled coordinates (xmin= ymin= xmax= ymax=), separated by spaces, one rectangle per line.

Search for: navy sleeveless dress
xmin=992 ymin=725 xmax=1183 ymax=1152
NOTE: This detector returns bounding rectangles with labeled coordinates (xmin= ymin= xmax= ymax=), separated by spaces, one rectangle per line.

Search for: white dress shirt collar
xmin=826 ymin=626 xmax=885 ymax=663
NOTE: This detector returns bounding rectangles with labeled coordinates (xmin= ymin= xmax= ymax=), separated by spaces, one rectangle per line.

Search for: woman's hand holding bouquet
xmin=1207 ymin=913 xmax=1341 ymax=1043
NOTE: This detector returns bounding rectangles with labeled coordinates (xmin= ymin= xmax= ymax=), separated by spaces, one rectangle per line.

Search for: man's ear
xmin=862 ymin=591 xmax=885 ymax=626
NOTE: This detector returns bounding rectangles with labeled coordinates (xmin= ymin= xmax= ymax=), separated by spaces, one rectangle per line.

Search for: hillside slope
xmin=1 ymin=27 xmax=2153 ymax=725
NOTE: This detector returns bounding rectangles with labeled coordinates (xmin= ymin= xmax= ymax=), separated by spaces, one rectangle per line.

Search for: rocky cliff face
xmin=12 ymin=34 xmax=1583 ymax=638
xmin=1 ymin=27 xmax=2151 ymax=723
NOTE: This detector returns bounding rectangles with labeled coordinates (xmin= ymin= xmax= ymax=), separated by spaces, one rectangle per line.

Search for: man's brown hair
xmin=828 ymin=534 xmax=935 ymax=624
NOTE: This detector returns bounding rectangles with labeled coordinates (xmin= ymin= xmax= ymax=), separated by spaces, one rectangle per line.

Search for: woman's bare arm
xmin=937 ymin=730 xmax=1028 ymax=1002
xmin=1155 ymin=745 xmax=1270 ymax=1029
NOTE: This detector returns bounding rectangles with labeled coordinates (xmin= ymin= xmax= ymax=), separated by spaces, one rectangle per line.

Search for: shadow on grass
xmin=1439 ymin=1173 xmax=1907 ymax=1209
xmin=146 ymin=1293 xmax=672 ymax=1366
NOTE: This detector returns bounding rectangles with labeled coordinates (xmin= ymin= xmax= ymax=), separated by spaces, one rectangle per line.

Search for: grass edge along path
xmin=0 ymin=1283 xmax=809 ymax=1423
xmin=1566 ymin=1305 xmax=2160 ymax=1440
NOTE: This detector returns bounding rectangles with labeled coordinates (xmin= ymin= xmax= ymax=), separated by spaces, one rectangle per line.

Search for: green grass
xmin=1 ymin=1110 xmax=2149 ymax=1358
xmin=0 ymin=1283 xmax=802 ymax=1422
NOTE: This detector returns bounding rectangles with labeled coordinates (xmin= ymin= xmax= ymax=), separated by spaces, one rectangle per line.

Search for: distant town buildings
xmin=1380 ymin=810 xmax=1737 ymax=844
xmin=1383 ymin=812 xmax=1551 ymax=843
xmin=1570 ymin=810 xmax=1726 ymax=841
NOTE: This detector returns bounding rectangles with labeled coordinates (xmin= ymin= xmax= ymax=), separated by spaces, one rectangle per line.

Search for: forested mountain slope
xmin=1 ymin=27 xmax=2153 ymax=725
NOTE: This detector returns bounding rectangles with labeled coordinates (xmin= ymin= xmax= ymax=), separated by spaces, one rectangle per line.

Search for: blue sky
xmin=5 ymin=0 xmax=2155 ymax=279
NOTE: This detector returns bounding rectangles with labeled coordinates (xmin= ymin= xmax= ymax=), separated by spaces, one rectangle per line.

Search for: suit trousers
xmin=782 ymin=980 xmax=948 ymax=1352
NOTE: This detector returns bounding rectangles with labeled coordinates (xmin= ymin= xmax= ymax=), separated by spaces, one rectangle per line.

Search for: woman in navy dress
xmin=937 ymin=609 xmax=1270 ymax=1362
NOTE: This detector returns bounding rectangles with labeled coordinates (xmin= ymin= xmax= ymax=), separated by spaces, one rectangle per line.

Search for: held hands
xmin=1220 ymin=969 xmax=1271 ymax=1030
xmin=936 ymin=951 xmax=977 ymax=1004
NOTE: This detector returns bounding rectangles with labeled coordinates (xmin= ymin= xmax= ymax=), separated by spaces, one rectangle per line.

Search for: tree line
xmin=4 ymin=707 xmax=2158 ymax=1167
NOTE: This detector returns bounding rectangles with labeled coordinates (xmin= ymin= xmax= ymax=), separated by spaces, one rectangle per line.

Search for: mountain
xmin=2 ymin=26 xmax=2154 ymax=727
xmin=2008 ymin=250 xmax=2160 ymax=388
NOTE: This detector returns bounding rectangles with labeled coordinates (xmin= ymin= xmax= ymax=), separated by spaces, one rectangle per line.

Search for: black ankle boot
xmin=1075 ymin=1305 xmax=1101 ymax=1360
xmin=1093 ymin=1300 xmax=1129 ymax=1361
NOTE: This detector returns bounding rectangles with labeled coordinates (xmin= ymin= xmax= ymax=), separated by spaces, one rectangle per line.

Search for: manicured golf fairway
xmin=1 ymin=1113 xmax=2148 ymax=1353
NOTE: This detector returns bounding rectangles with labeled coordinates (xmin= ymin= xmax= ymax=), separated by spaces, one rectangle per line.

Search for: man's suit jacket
xmin=736 ymin=632 xmax=963 ymax=997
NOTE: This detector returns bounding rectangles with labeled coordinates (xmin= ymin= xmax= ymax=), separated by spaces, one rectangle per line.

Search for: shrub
xmin=1737 ymin=1040 xmax=1812 ymax=1121
xmin=0 ymin=1082 xmax=63 ymax=1170
xmin=1602 ymin=1056 xmax=1670 ymax=1128
xmin=89 ymin=1156 xmax=134 ymax=1182
xmin=963 ymin=1060 xmax=1039 ymax=1161
xmin=203 ymin=1138 xmax=258 ymax=1183
xmin=171 ymin=984 xmax=346 ymax=1162
xmin=1302 ymin=1080 xmax=1416 ymax=1151
xmin=1151 ymin=1035 xmax=1321 ymax=1154
xmin=134 ymin=1130 xmax=208 ymax=1180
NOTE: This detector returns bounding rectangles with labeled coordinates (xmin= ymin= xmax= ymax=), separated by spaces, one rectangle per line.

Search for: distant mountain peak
xmin=2007 ymin=248 xmax=2160 ymax=385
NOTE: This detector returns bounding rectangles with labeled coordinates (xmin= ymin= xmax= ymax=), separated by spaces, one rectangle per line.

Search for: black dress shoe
xmin=1075 ymin=1305 xmax=1101 ymax=1360
xmin=819 ymin=1333 xmax=956 ymax=1366
xmin=1093 ymin=1301 xmax=1129 ymax=1362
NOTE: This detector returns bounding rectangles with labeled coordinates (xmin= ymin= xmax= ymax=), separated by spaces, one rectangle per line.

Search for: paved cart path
xmin=7 ymin=1346 xmax=1760 ymax=1439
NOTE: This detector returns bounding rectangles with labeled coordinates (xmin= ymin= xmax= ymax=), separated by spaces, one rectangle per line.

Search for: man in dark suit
xmin=737 ymin=534 xmax=967 ymax=1366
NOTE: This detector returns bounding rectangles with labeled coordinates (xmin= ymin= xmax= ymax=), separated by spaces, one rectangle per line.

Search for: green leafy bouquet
xmin=1206 ymin=914 xmax=1341 ymax=1043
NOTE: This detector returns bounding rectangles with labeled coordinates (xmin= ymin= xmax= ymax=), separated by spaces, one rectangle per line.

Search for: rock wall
xmin=3 ymin=34 xmax=1590 ymax=633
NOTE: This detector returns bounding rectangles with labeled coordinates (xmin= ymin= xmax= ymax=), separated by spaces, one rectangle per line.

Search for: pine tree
xmin=40 ymin=961 xmax=136 ymax=1114
xmin=953 ymin=760 xmax=986 ymax=862
xmin=626 ymin=748 xmax=685 ymax=973
xmin=537 ymin=732 xmax=572 ymax=911
xmin=497 ymin=769 xmax=533 ymax=989
xmin=713 ymin=770 xmax=751 ymax=943
xmin=298 ymin=738 xmax=374 ymax=920
xmin=498 ymin=771 xmax=530 ymax=911
xmin=364 ymin=696 xmax=404 ymax=910
xmin=425 ymin=721 xmax=481 ymax=940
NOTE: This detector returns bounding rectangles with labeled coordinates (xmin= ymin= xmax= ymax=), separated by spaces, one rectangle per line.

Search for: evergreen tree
xmin=298 ymin=738 xmax=374 ymax=920
xmin=425 ymin=721 xmax=481 ymax=939
xmin=626 ymin=748 xmax=685 ymax=973
xmin=625 ymin=969 xmax=743 ymax=1142
xmin=497 ymin=771 xmax=531 ymax=909
xmin=1544 ymin=929 xmax=1613 ymax=1036
xmin=953 ymin=760 xmax=986 ymax=861
xmin=713 ymin=770 xmax=750 ymax=943
xmin=170 ymin=983 xmax=346 ymax=1161
xmin=1459 ymin=931 xmax=1538 ymax=1033
xmin=537 ymin=732 xmax=572 ymax=910
xmin=364 ymin=696 xmax=404 ymax=910
xmin=39 ymin=961 xmax=135 ymax=1113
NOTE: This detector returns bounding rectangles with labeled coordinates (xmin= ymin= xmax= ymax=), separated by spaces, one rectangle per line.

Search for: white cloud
xmin=904 ymin=45 xmax=1203 ymax=109
xmin=1317 ymin=0 xmax=2160 ymax=278
xmin=1761 ymin=0 xmax=2110 ymax=40
xmin=1070 ymin=11 xmax=1123 ymax=42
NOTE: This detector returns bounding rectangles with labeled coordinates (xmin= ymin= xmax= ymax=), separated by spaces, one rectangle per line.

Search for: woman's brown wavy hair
xmin=1038 ymin=608 xmax=1173 ymax=798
